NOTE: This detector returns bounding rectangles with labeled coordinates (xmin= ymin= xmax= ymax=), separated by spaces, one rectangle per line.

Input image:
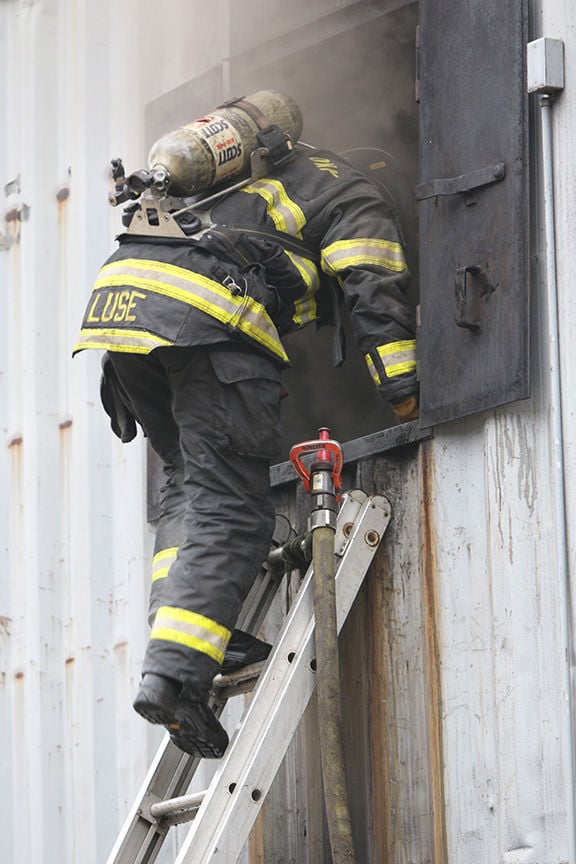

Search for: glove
xmin=100 ymin=353 xmax=138 ymax=442
xmin=391 ymin=395 xmax=419 ymax=422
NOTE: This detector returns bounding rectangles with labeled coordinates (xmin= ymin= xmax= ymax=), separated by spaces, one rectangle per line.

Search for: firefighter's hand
xmin=100 ymin=353 xmax=138 ymax=442
xmin=391 ymin=395 xmax=419 ymax=422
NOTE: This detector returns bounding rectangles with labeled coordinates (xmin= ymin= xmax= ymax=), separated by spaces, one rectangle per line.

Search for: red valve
xmin=289 ymin=427 xmax=343 ymax=493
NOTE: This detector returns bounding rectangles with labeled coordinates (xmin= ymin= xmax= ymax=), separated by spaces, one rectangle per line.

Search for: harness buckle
xmin=222 ymin=274 xmax=246 ymax=297
xmin=257 ymin=125 xmax=294 ymax=166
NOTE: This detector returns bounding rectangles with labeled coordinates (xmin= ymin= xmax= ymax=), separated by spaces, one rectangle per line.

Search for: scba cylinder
xmin=148 ymin=90 xmax=303 ymax=196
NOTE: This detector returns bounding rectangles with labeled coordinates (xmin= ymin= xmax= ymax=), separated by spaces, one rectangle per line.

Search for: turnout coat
xmin=75 ymin=147 xmax=418 ymax=408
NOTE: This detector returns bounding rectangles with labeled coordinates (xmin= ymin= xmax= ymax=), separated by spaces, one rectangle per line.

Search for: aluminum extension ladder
xmin=107 ymin=489 xmax=391 ymax=864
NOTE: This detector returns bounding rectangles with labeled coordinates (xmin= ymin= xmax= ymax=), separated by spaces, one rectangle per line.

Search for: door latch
xmin=415 ymin=162 xmax=505 ymax=205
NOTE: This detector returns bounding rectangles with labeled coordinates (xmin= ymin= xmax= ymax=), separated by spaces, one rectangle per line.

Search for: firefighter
xmin=74 ymin=104 xmax=418 ymax=758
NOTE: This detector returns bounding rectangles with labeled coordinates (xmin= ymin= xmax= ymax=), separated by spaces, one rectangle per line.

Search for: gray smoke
xmin=145 ymin=1 xmax=419 ymax=456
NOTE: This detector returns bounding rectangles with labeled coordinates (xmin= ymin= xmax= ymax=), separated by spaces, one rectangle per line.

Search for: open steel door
xmin=417 ymin=0 xmax=529 ymax=426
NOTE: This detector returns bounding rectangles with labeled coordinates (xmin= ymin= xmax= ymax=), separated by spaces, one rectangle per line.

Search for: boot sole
xmin=133 ymin=699 xmax=174 ymax=726
xmin=169 ymin=701 xmax=229 ymax=758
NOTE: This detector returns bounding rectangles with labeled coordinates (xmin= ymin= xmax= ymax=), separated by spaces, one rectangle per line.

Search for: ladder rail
xmin=106 ymin=490 xmax=383 ymax=864
xmin=106 ymin=548 xmax=286 ymax=864
xmin=174 ymin=493 xmax=391 ymax=864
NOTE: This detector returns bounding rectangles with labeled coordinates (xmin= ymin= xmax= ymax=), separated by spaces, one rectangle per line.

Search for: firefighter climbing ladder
xmin=107 ymin=489 xmax=391 ymax=864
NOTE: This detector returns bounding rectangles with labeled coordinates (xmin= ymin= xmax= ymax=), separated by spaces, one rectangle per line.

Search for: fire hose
xmin=290 ymin=429 xmax=357 ymax=863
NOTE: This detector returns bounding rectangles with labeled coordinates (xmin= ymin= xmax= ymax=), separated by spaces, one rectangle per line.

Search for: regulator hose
xmin=313 ymin=524 xmax=357 ymax=863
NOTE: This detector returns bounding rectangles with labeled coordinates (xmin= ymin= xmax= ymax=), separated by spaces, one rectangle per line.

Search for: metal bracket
xmin=415 ymin=161 xmax=506 ymax=205
xmin=127 ymin=197 xmax=192 ymax=239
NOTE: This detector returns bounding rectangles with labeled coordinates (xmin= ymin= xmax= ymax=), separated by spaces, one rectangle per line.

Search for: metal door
xmin=417 ymin=0 xmax=529 ymax=425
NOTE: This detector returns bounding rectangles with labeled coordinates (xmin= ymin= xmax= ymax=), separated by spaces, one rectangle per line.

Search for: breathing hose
xmin=290 ymin=429 xmax=357 ymax=863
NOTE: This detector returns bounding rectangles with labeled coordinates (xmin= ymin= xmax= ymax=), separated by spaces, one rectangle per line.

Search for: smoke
xmin=145 ymin=1 xmax=420 ymax=456
xmin=230 ymin=3 xmax=419 ymax=452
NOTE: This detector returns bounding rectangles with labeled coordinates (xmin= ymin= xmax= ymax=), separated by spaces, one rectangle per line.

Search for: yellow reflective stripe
xmin=321 ymin=238 xmax=407 ymax=275
xmin=385 ymin=360 xmax=417 ymax=376
xmin=365 ymin=353 xmax=381 ymax=386
xmin=284 ymin=250 xmax=319 ymax=326
xmin=73 ymin=328 xmax=172 ymax=354
xmin=153 ymin=547 xmax=179 ymax=562
xmin=376 ymin=340 xmax=417 ymax=378
xmin=94 ymin=259 xmax=288 ymax=362
xmin=151 ymin=606 xmax=231 ymax=664
xmin=241 ymin=179 xmax=306 ymax=237
xmin=152 ymin=546 xmax=178 ymax=583
xmin=228 ymin=297 xmax=288 ymax=361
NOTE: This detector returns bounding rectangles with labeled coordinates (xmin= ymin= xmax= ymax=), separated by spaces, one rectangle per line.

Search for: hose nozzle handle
xmin=289 ymin=427 xmax=343 ymax=493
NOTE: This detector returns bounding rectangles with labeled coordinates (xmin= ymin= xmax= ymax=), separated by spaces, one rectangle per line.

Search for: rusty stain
xmin=14 ymin=671 xmax=24 ymax=680
xmin=59 ymin=419 xmax=73 ymax=430
xmin=5 ymin=203 xmax=30 ymax=223
xmin=368 ymin=538 xmax=395 ymax=863
xmin=65 ymin=657 xmax=75 ymax=666
xmin=56 ymin=185 xmax=70 ymax=203
xmin=0 ymin=616 xmax=12 ymax=637
xmin=248 ymin=796 xmax=266 ymax=863
xmin=114 ymin=641 xmax=128 ymax=652
xmin=420 ymin=439 xmax=448 ymax=864
xmin=8 ymin=435 xmax=23 ymax=448
xmin=364 ymin=529 xmax=380 ymax=546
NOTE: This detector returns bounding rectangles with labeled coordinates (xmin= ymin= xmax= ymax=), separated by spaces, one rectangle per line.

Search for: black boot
xmin=221 ymin=629 xmax=272 ymax=674
xmin=133 ymin=672 xmax=180 ymax=725
xmin=133 ymin=673 xmax=229 ymax=758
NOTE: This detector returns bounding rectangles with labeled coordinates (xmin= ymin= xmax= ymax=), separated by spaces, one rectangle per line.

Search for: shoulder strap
xmin=212 ymin=225 xmax=321 ymax=262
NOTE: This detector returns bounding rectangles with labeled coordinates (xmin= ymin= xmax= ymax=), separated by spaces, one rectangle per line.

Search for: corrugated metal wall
xmin=2 ymin=1 xmax=576 ymax=862
xmin=0 ymin=3 xmax=244 ymax=861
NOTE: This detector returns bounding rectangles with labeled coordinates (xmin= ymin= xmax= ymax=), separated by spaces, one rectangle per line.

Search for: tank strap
xmin=213 ymin=225 xmax=320 ymax=261
xmin=218 ymin=96 xmax=270 ymax=130
xmin=217 ymin=97 xmax=295 ymax=166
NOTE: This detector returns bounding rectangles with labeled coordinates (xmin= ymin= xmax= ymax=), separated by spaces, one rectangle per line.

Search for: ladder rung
xmin=174 ymin=493 xmax=391 ymax=864
xmin=150 ymin=790 xmax=206 ymax=824
xmin=105 ymin=491 xmax=386 ymax=864
xmin=145 ymin=663 xmax=269 ymax=828
xmin=212 ymin=660 xmax=267 ymax=699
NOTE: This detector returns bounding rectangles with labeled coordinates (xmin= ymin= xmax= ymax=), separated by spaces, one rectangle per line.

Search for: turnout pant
xmin=109 ymin=345 xmax=281 ymax=693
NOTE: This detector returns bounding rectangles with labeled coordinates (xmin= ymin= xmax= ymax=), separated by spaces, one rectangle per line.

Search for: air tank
xmin=148 ymin=90 xmax=303 ymax=196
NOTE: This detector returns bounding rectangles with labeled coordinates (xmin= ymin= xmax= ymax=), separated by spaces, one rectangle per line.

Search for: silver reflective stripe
xmin=152 ymin=547 xmax=178 ymax=583
xmin=365 ymin=353 xmax=381 ymax=385
xmin=376 ymin=340 xmax=417 ymax=378
xmin=321 ymin=238 xmax=408 ymax=275
xmin=93 ymin=259 xmax=288 ymax=361
xmin=74 ymin=328 xmax=172 ymax=354
xmin=284 ymin=250 xmax=320 ymax=326
xmin=241 ymin=179 xmax=306 ymax=237
xmin=151 ymin=606 xmax=232 ymax=664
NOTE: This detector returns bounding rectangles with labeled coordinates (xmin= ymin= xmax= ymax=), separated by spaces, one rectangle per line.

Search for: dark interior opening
xmin=145 ymin=1 xmax=420 ymax=518
xmin=229 ymin=2 xmax=419 ymax=454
